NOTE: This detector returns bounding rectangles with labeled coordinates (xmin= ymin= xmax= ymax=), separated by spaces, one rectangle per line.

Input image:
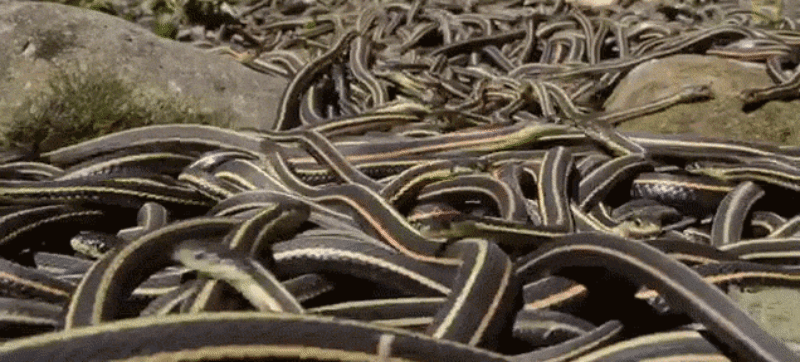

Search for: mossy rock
xmin=3 ymin=65 xmax=232 ymax=153
xmin=0 ymin=2 xmax=288 ymax=138
xmin=606 ymin=54 xmax=800 ymax=146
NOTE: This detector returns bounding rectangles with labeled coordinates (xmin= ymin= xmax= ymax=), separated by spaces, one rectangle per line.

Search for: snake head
xmin=680 ymin=84 xmax=714 ymax=101
xmin=739 ymin=89 xmax=761 ymax=105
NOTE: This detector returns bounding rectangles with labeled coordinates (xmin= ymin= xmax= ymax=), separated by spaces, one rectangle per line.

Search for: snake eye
xmin=192 ymin=250 xmax=209 ymax=260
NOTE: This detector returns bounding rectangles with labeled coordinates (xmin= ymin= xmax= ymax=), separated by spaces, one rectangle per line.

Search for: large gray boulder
xmin=605 ymin=54 xmax=800 ymax=146
xmin=0 ymin=1 xmax=286 ymax=134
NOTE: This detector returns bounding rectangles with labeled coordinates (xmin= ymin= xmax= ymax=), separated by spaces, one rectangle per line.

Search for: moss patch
xmin=616 ymin=96 xmax=800 ymax=145
xmin=2 ymin=65 xmax=233 ymax=153
xmin=33 ymin=29 xmax=78 ymax=61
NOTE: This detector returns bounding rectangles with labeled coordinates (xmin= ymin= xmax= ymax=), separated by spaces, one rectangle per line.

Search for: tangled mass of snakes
xmin=3 ymin=0 xmax=800 ymax=360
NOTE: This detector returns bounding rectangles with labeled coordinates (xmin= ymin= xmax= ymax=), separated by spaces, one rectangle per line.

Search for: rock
xmin=0 ymin=1 xmax=287 ymax=135
xmin=605 ymin=54 xmax=800 ymax=146
xmin=729 ymin=286 xmax=800 ymax=343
